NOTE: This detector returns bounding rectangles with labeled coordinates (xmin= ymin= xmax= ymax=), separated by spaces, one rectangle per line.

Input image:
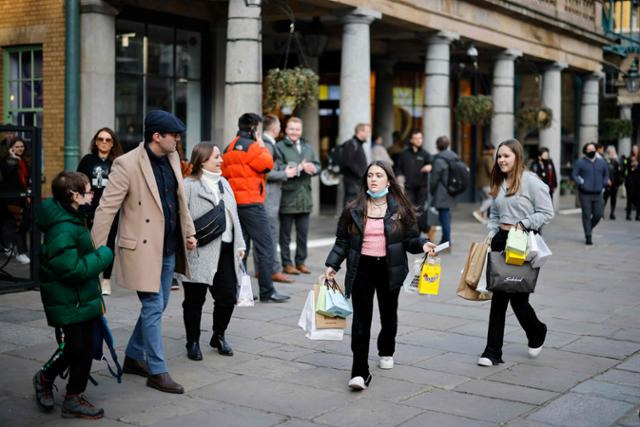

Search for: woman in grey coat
xmin=182 ymin=143 xmax=246 ymax=361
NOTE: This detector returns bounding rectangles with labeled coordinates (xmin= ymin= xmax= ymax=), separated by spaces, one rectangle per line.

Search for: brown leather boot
xmin=283 ymin=265 xmax=300 ymax=275
xmin=296 ymin=264 xmax=311 ymax=274
xmin=122 ymin=356 xmax=149 ymax=378
xmin=146 ymin=373 xmax=184 ymax=394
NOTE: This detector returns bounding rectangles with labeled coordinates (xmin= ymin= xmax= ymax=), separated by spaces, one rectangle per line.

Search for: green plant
xmin=516 ymin=106 xmax=553 ymax=130
xmin=456 ymin=95 xmax=494 ymax=125
xmin=265 ymin=67 xmax=319 ymax=112
xmin=601 ymin=118 xmax=633 ymax=139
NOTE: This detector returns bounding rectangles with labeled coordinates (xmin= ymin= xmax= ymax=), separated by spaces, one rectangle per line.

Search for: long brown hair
xmin=189 ymin=142 xmax=215 ymax=178
xmin=489 ymin=139 xmax=525 ymax=197
xmin=90 ymin=127 xmax=123 ymax=160
xmin=340 ymin=161 xmax=416 ymax=233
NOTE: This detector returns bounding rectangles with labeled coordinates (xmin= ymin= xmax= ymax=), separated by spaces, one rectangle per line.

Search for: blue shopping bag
xmin=325 ymin=281 xmax=353 ymax=318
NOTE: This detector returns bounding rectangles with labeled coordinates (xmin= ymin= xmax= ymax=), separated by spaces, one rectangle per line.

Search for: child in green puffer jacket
xmin=33 ymin=171 xmax=113 ymax=419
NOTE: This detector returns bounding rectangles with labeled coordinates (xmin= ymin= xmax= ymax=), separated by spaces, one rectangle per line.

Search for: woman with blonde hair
xmin=478 ymin=139 xmax=554 ymax=367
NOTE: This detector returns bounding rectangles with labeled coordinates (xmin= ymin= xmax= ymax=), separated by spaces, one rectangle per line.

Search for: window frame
xmin=2 ymin=45 xmax=43 ymax=126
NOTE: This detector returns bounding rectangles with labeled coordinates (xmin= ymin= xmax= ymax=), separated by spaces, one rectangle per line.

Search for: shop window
xmin=2 ymin=46 xmax=44 ymax=129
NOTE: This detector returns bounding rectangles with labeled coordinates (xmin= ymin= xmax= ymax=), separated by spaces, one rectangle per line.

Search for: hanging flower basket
xmin=456 ymin=95 xmax=494 ymax=125
xmin=601 ymin=118 xmax=633 ymax=139
xmin=516 ymin=106 xmax=553 ymax=130
xmin=265 ymin=67 xmax=319 ymax=112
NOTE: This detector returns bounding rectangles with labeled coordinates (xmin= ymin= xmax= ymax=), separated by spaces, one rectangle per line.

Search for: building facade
xmin=1 ymin=0 xmax=638 ymax=204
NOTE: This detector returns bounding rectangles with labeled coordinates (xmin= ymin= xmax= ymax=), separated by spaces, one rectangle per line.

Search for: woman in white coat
xmin=182 ymin=143 xmax=246 ymax=361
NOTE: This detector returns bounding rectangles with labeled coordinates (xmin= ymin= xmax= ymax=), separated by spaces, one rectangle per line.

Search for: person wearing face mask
xmin=479 ymin=139 xmax=554 ymax=367
xmin=181 ymin=143 xmax=246 ymax=360
xmin=530 ymin=147 xmax=557 ymax=198
xmin=571 ymin=142 xmax=609 ymax=245
xmin=33 ymin=171 xmax=114 ymax=419
xmin=325 ymin=161 xmax=436 ymax=391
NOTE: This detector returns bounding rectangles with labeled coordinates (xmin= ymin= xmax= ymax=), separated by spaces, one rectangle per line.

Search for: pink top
xmin=361 ymin=217 xmax=386 ymax=257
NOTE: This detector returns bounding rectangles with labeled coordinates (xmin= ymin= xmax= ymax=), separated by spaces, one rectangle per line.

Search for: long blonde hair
xmin=489 ymin=139 xmax=525 ymax=197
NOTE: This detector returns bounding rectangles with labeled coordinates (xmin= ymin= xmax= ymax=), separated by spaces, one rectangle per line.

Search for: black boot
xmin=186 ymin=341 xmax=202 ymax=361
xmin=209 ymin=332 xmax=233 ymax=356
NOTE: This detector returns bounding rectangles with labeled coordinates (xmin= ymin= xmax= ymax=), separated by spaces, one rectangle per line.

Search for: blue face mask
xmin=366 ymin=187 xmax=389 ymax=199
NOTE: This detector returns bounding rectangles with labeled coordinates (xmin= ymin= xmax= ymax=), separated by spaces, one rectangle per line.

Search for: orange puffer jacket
xmin=222 ymin=131 xmax=274 ymax=205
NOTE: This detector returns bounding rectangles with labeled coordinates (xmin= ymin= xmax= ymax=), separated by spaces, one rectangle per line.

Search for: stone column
xmin=300 ymin=56 xmax=320 ymax=216
xmin=618 ymin=104 xmax=632 ymax=157
xmin=423 ymin=31 xmax=458 ymax=154
xmin=490 ymin=49 xmax=522 ymax=146
xmin=539 ymin=62 xmax=567 ymax=208
xmin=579 ymin=72 xmax=603 ymax=151
xmin=212 ymin=22 xmax=226 ymax=145
xmin=338 ymin=7 xmax=381 ymax=160
xmin=80 ymin=0 xmax=117 ymax=155
xmin=223 ymin=0 xmax=262 ymax=143
xmin=373 ymin=58 xmax=396 ymax=147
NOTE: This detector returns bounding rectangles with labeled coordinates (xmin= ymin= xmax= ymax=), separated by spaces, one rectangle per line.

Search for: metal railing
xmin=602 ymin=0 xmax=640 ymax=54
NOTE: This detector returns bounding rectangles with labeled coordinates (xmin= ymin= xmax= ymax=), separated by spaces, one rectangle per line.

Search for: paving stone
xmin=398 ymin=410 xmax=495 ymax=427
xmin=616 ymin=353 xmax=640 ymax=372
xmin=294 ymin=352 xmax=353 ymax=371
xmin=0 ymin=321 xmax=54 ymax=347
xmin=487 ymin=364 xmax=592 ymax=392
xmin=455 ymin=379 xmax=559 ymax=405
xmin=611 ymin=327 xmax=640 ymax=343
xmin=592 ymin=369 xmax=640 ymax=388
xmin=504 ymin=329 xmax=579 ymax=349
xmin=614 ymin=406 xmax=640 ymax=427
xmin=0 ymin=308 xmax=45 ymax=323
xmin=418 ymin=352 xmax=514 ymax=379
xmin=572 ymin=379 xmax=640 ymax=404
xmin=404 ymin=389 xmax=534 ymax=423
xmin=501 ymin=345 xmax=619 ymax=375
xmin=448 ymin=319 xmax=519 ymax=338
xmin=314 ymin=398 xmax=423 ymax=427
xmin=527 ymin=393 xmax=634 ymax=427
xmin=397 ymin=329 xmax=486 ymax=355
xmin=259 ymin=344 xmax=317 ymax=361
xmin=376 ymin=364 xmax=470 ymax=389
xmin=562 ymin=336 xmax=640 ymax=359
xmin=191 ymin=375 xmax=357 ymax=419
xmin=397 ymin=311 xmax=469 ymax=332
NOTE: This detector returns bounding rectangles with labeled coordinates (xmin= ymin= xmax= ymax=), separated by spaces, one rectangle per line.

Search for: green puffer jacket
xmin=276 ymin=137 xmax=321 ymax=214
xmin=36 ymin=198 xmax=113 ymax=327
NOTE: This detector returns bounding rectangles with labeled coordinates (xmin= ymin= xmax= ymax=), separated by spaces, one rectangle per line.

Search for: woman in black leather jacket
xmin=325 ymin=161 xmax=436 ymax=391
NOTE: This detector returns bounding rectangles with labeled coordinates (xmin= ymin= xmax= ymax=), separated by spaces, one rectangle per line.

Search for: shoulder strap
xmin=218 ymin=180 xmax=224 ymax=194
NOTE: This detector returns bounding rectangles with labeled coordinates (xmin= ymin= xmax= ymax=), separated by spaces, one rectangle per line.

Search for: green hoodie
xmin=36 ymin=198 xmax=113 ymax=327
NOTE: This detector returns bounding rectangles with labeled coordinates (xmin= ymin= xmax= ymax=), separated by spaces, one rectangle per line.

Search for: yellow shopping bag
xmin=418 ymin=256 xmax=441 ymax=295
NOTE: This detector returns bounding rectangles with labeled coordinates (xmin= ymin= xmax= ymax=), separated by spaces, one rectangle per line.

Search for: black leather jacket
xmin=325 ymin=196 xmax=426 ymax=297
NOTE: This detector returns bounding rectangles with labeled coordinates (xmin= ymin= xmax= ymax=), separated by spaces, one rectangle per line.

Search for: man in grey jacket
xmin=430 ymin=136 xmax=457 ymax=247
xmin=254 ymin=114 xmax=297 ymax=283
xmin=571 ymin=142 xmax=609 ymax=245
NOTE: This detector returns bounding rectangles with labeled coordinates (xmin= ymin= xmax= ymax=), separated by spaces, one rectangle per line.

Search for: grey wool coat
xmin=183 ymin=176 xmax=246 ymax=286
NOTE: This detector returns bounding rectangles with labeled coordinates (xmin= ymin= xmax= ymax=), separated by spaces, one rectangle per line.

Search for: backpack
xmin=443 ymin=157 xmax=471 ymax=196
xmin=327 ymin=144 xmax=344 ymax=173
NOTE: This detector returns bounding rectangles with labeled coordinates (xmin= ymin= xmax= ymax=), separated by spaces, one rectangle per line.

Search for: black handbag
xmin=486 ymin=251 xmax=540 ymax=293
xmin=193 ymin=181 xmax=226 ymax=247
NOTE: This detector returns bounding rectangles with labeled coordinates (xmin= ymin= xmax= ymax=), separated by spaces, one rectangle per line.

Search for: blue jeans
xmin=125 ymin=254 xmax=175 ymax=375
xmin=438 ymin=208 xmax=451 ymax=243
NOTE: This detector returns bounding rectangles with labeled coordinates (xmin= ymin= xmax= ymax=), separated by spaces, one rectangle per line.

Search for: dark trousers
xmin=279 ymin=212 xmax=310 ymax=267
xmin=625 ymin=181 xmax=640 ymax=218
xmin=405 ymin=186 xmax=430 ymax=232
xmin=2 ymin=204 xmax=28 ymax=254
xmin=578 ymin=192 xmax=604 ymax=238
xmin=482 ymin=230 xmax=546 ymax=362
xmin=437 ymin=208 xmax=451 ymax=243
xmin=350 ymin=255 xmax=400 ymax=378
xmin=42 ymin=318 xmax=95 ymax=395
xmin=237 ymin=204 xmax=276 ymax=299
xmin=182 ymin=242 xmax=237 ymax=342
xmin=603 ymin=186 xmax=618 ymax=217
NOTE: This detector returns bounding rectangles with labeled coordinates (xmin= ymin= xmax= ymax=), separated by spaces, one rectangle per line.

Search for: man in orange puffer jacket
xmin=222 ymin=113 xmax=290 ymax=303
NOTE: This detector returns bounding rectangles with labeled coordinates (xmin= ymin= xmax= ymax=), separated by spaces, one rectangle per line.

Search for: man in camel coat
xmin=92 ymin=110 xmax=196 ymax=394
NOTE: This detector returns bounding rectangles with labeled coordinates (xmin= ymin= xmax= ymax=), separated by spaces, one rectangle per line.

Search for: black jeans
xmin=603 ymin=186 xmax=619 ymax=217
xmin=279 ymin=212 xmax=310 ymax=267
xmin=350 ymin=255 xmax=400 ymax=379
xmin=237 ymin=204 xmax=276 ymax=299
xmin=578 ymin=192 xmax=604 ymax=238
xmin=182 ymin=242 xmax=237 ymax=342
xmin=482 ymin=229 xmax=546 ymax=363
xmin=42 ymin=318 xmax=95 ymax=395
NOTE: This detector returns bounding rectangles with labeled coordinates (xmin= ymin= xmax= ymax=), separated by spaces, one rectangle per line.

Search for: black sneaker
xmin=61 ymin=394 xmax=104 ymax=419
xmin=33 ymin=371 xmax=54 ymax=411
xmin=585 ymin=236 xmax=593 ymax=245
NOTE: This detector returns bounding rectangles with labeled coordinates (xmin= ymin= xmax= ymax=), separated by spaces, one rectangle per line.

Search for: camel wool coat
xmin=91 ymin=142 xmax=195 ymax=292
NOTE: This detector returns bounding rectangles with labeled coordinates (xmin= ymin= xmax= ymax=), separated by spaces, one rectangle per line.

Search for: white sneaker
xmin=379 ymin=356 xmax=394 ymax=370
xmin=348 ymin=375 xmax=371 ymax=391
xmin=15 ymin=253 xmax=30 ymax=264
xmin=477 ymin=357 xmax=494 ymax=367
xmin=472 ymin=210 xmax=485 ymax=224
xmin=528 ymin=345 xmax=543 ymax=358
xmin=101 ymin=278 xmax=111 ymax=296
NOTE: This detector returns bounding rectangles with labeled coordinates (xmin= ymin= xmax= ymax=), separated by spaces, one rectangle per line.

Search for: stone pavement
xmin=0 ymin=203 xmax=639 ymax=427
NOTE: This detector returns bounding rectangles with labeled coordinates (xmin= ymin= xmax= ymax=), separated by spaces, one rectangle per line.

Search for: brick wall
xmin=0 ymin=0 xmax=66 ymax=196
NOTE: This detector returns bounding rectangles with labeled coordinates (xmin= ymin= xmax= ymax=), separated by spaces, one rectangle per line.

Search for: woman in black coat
xmin=325 ymin=161 xmax=436 ymax=391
